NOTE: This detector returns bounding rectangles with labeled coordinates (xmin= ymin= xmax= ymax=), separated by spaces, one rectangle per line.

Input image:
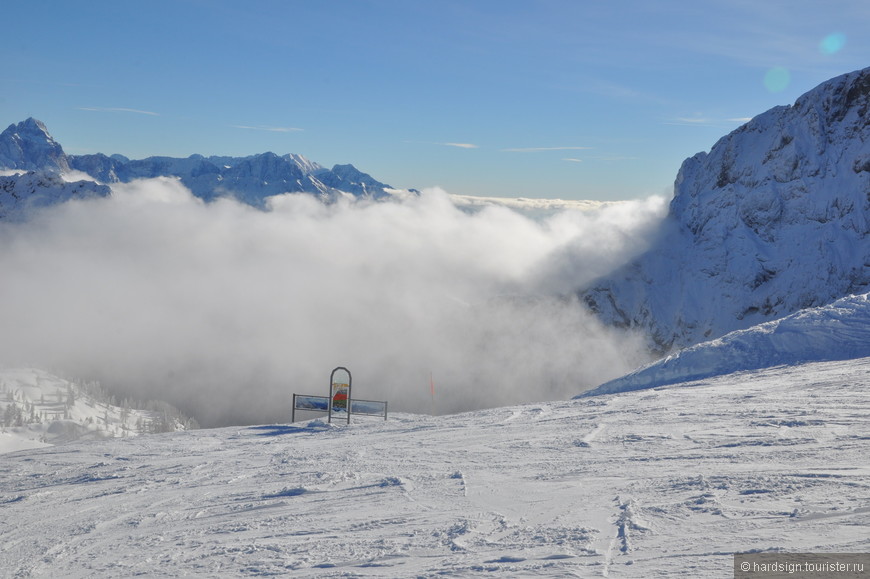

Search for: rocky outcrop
xmin=582 ymin=67 xmax=870 ymax=351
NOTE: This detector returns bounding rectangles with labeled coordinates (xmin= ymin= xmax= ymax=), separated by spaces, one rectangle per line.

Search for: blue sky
xmin=4 ymin=0 xmax=868 ymax=200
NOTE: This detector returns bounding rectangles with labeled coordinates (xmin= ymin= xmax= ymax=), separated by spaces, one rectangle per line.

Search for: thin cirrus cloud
xmin=564 ymin=155 xmax=640 ymax=163
xmin=77 ymin=107 xmax=160 ymax=116
xmin=502 ymin=146 xmax=594 ymax=153
xmin=232 ymin=125 xmax=304 ymax=133
xmin=665 ymin=116 xmax=752 ymax=127
xmin=403 ymin=141 xmax=479 ymax=149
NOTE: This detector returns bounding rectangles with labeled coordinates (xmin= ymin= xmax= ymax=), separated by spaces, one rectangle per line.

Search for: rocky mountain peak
xmin=582 ymin=66 xmax=870 ymax=351
xmin=0 ymin=119 xmax=406 ymax=211
xmin=0 ymin=117 xmax=69 ymax=173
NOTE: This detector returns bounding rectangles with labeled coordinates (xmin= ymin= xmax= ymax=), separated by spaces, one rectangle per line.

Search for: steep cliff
xmin=582 ymin=67 xmax=870 ymax=350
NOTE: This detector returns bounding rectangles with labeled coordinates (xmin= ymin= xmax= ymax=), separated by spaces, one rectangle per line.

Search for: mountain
xmin=582 ymin=67 xmax=870 ymax=351
xmin=0 ymin=118 xmax=69 ymax=173
xmin=0 ymin=367 xmax=196 ymax=455
xmin=67 ymin=151 xmax=400 ymax=205
xmin=0 ymin=171 xmax=111 ymax=221
xmin=0 ymin=118 xmax=406 ymax=211
xmin=1 ymin=356 xmax=868 ymax=576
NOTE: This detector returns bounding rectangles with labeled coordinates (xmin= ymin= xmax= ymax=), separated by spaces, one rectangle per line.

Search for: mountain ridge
xmin=0 ymin=118 xmax=407 ymax=212
xmin=581 ymin=66 xmax=870 ymax=351
xmin=0 ymin=171 xmax=111 ymax=221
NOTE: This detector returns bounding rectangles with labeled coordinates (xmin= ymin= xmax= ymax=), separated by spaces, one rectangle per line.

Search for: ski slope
xmin=2 ymin=357 xmax=869 ymax=577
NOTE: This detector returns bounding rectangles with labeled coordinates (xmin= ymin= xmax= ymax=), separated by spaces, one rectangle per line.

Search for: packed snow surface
xmin=2 ymin=358 xmax=869 ymax=577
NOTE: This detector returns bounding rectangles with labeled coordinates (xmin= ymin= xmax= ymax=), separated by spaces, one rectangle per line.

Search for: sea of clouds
xmin=0 ymin=179 xmax=667 ymax=426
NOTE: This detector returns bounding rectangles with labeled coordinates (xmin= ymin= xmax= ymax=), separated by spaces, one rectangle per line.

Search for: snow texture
xmin=583 ymin=292 xmax=870 ymax=397
xmin=1 ymin=358 xmax=869 ymax=577
xmin=583 ymin=66 xmax=870 ymax=351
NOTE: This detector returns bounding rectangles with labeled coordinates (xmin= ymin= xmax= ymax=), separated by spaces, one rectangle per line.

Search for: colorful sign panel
xmin=291 ymin=366 xmax=388 ymax=423
xmin=331 ymin=382 xmax=349 ymax=411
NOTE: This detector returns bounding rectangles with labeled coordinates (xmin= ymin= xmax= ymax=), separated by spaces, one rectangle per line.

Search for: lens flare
xmin=819 ymin=33 xmax=847 ymax=55
xmin=763 ymin=67 xmax=790 ymax=93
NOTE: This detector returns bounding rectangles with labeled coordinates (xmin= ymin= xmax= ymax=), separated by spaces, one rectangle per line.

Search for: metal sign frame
xmin=291 ymin=366 xmax=389 ymax=424
xmin=328 ymin=366 xmax=352 ymax=425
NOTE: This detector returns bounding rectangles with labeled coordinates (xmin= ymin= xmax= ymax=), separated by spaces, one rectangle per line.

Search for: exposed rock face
xmin=0 ymin=118 xmax=70 ymax=173
xmin=67 ymin=152 xmax=396 ymax=206
xmin=582 ymin=67 xmax=870 ymax=351
xmin=0 ymin=118 xmax=402 ymax=212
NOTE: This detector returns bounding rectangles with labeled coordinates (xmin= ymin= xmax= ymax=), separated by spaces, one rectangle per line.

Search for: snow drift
xmin=582 ymin=292 xmax=870 ymax=397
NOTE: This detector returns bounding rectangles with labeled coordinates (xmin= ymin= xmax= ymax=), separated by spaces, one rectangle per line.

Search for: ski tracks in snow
xmin=2 ymin=358 xmax=870 ymax=576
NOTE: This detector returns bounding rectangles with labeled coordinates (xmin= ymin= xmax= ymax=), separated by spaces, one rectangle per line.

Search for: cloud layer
xmin=0 ymin=180 xmax=666 ymax=426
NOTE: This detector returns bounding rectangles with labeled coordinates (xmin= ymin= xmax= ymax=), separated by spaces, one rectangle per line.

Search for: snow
xmin=2 ymin=357 xmax=869 ymax=577
xmin=1 ymin=67 xmax=869 ymax=576
xmin=0 ymin=119 xmax=408 ymax=209
xmin=583 ymin=66 xmax=870 ymax=351
xmin=0 ymin=171 xmax=110 ymax=220
xmin=0 ymin=118 xmax=69 ymax=173
xmin=0 ymin=368 xmax=190 ymax=455
xmin=584 ymin=292 xmax=870 ymax=397
xmin=0 ymin=430 xmax=50 ymax=454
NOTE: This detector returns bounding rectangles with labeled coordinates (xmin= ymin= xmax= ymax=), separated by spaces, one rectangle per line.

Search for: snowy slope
xmin=583 ymin=292 xmax=870 ymax=397
xmin=583 ymin=66 xmax=870 ymax=350
xmin=1 ymin=358 xmax=869 ymax=577
xmin=0 ymin=368 xmax=194 ymax=455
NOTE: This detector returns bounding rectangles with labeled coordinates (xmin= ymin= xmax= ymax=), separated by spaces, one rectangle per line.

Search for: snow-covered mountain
xmin=2 ymin=68 xmax=870 ymax=576
xmin=1 ymin=356 xmax=868 ymax=577
xmin=0 ymin=171 xmax=111 ymax=221
xmin=68 ymin=151 xmax=398 ymax=205
xmin=0 ymin=118 xmax=407 ymax=210
xmin=0 ymin=117 xmax=69 ymax=173
xmin=582 ymin=67 xmax=870 ymax=351
xmin=0 ymin=367 xmax=196 ymax=455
